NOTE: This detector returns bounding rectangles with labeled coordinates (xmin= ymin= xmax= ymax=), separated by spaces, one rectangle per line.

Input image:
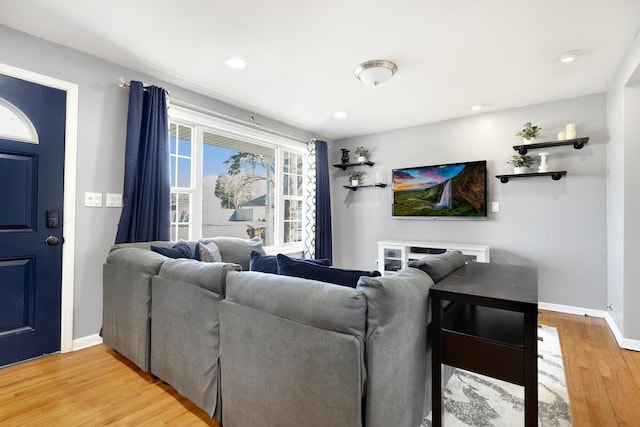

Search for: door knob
xmin=45 ymin=236 xmax=59 ymax=246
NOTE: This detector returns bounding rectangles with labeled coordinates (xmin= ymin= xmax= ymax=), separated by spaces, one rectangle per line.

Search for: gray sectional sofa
xmin=102 ymin=237 xmax=461 ymax=426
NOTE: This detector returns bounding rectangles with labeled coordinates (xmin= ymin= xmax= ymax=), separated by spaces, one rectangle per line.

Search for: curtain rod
xmin=116 ymin=78 xmax=311 ymax=144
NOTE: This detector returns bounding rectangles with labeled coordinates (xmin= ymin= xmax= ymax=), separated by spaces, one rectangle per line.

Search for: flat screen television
xmin=392 ymin=160 xmax=487 ymax=219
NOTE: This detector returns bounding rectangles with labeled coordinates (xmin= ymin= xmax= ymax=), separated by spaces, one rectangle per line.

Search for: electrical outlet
xmin=492 ymin=202 xmax=500 ymax=212
xmin=84 ymin=192 xmax=102 ymax=207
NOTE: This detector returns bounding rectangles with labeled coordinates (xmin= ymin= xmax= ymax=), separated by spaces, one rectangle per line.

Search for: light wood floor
xmin=0 ymin=310 xmax=638 ymax=426
xmin=538 ymin=310 xmax=640 ymax=426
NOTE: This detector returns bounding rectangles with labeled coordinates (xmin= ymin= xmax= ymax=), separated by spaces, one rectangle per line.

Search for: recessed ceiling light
xmin=333 ymin=111 xmax=347 ymax=119
xmin=225 ymin=57 xmax=247 ymax=69
xmin=470 ymin=104 xmax=484 ymax=112
xmin=559 ymin=50 xmax=581 ymax=63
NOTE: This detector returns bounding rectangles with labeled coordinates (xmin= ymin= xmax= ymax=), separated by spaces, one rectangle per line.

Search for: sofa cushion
xmin=225 ymin=271 xmax=367 ymax=338
xmin=151 ymin=241 xmax=195 ymax=259
xmin=407 ymin=250 xmax=466 ymax=283
xmin=249 ymin=251 xmax=331 ymax=274
xmin=197 ymin=241 xmax=223 ymax=263
xmin=276 ymin=254 xmax=380 ymax=288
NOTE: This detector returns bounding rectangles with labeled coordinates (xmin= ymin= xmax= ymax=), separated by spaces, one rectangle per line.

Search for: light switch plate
xmin=106 ymin=193 xmax=123 ymax=207
xmin=85 ymin=192 xmax=102 ymax=207
xmin=491 ymin=202 xmax=500 ymax=212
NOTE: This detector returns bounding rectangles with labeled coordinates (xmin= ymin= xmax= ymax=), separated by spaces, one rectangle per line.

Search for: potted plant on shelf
xmin=516 ymin=122 xmax=541 ymax=144
xmin=507 ymin=155 xmax=534 ymax=174
xmin=355 ymin=146 xmax=369 ymax=163
xmin=349 ymin=170 xmax=365 ymax=186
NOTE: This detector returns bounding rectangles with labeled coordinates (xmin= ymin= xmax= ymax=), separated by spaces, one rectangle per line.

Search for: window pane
xmin=201 ymin=131 xmax=275 ymax=246
xmin=171 ymin=193 xmax=177 ymax=222
xmin=170 ymin=158 xmax=177 ymax=187
xmin=178 ymin=157 xmax=191 ymax=188
xmin=296 ymin=176 xmax=303 ymax=196
xmin=177 ymin=193 xmax=190 ymax=223
xmin=178 ymin=126 xmax=192 ymax=156
xmin=283 ymin=152 xmax=290 ymax=173
xmin=178 ymin=224 xmax=189 ymax=240
xmin=0 ymin=99 xmax=39 ymax=144
xmin=284 ymin=200 xmax=291 ymax=220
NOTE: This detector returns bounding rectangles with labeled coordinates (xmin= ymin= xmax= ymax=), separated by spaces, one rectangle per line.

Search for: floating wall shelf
xmin=343 ymin=183 xmax=387 ymax=191
xmin=495 ymin=171 xmax=567 ymax=183
xmin=333 ymin=161 xmax=374 ymax=170
xmin=513 ymin=137 xmax=589 ymax=155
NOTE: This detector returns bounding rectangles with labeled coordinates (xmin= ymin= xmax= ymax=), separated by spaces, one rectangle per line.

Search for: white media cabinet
xmin=378 ymin=240 xmax=490 ymax=276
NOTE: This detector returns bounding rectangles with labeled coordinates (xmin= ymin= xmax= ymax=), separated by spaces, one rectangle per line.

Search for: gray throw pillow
xmin=197 ymin=241 xmax=222 ymax=263
xmin=407 ymin=250 xmax=466 ymax=283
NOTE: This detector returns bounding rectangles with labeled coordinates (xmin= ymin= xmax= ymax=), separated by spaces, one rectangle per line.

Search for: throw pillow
xmin=407 ymin=250 xmax=466 ymax=283
xmin=250 ymin=251 xmax=331 ymax=274
xmin=276 ymin=253 xmax=380 ymax=288
xmin=197 ymin=241 xmax=223 ymax=263
xmin=150 ymin=241 xmax=194 ymax=259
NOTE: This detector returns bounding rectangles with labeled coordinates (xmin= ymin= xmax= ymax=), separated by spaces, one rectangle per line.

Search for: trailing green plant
xmin=515 ymin=122 xmax=541 ymax=140
xmin=507 ymin=155 xmax=534 ymax=168
xmin=349 ymin=170 xmax=365 ymax=181
xmin=355 ymin=146 xmax=369 ymax=158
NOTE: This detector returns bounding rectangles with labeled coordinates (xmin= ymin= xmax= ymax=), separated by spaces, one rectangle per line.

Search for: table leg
xmin=432 ymin=297 xmax=443 ymax=427
xmin=523 ymin=309 xmax=538 ymax=426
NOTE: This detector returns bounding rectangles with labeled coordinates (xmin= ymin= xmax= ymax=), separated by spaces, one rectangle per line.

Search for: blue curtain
xmin=314 ymin=140 xmax=332 ymax=262
xmin=115 ymin=81 xmax=170 ymax=243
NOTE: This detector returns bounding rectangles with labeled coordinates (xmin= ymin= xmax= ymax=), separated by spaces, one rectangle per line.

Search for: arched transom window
xmin=0 ymin=98 xmax=39 ymax=144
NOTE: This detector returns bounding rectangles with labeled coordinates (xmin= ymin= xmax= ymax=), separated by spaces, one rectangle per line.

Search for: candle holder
xmin=538 ymin=152 xmax=549 ymax=173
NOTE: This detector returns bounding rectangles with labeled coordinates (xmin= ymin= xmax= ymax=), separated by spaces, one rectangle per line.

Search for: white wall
xmin=0 ymin=24 xmax=319 ymax=340
xmin=333 ymin=94 xmax=608 ymax=310
xmin=607 ymin=28 xmax=640 ymax=340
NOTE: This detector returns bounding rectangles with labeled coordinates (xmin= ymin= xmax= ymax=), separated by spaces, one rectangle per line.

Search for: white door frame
xmin=0 ymin=63 xmax=78 ymax=353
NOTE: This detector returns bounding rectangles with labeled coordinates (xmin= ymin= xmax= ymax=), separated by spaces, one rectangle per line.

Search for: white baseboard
xmin=72 ymin=334 xmax=103 ymax=351
xmin=539 ymin=302 xmax=640 ymax=352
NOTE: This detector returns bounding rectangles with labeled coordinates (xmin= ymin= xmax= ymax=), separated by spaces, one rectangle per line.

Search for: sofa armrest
xmin=357 ymin=267 xmax=435 ymax=427
xmin=106 ymin=247 xmax=167 ymax=274
xmin=103 ymin=247 xmax=168 ymax=372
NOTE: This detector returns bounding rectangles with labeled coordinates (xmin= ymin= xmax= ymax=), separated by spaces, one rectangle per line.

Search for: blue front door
xmin=0 ymin=73 xmax=66 ymax=367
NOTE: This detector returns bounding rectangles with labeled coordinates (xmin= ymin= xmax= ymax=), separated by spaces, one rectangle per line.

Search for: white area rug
xmin=422 ymin=325 xmax=572 ymax=426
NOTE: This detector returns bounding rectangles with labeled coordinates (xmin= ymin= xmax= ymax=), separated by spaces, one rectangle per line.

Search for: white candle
xmin=566 ymin=123 xmax=576 ymax=133
xmin=566 ymin=130 xmax=576 ymax=140
xmin=557 ymin=131 xmax=566 ymax=141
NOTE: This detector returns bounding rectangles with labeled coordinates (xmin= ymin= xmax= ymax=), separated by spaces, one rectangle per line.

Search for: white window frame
xmin=169 ymin=122 xmax=195 ymax=241
xmin=168 ymin=104 xmax=308 ymax=253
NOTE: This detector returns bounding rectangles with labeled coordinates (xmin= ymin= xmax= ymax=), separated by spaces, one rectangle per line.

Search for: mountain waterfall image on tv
xmin=392 ymin=160 xmax=487 ymax=218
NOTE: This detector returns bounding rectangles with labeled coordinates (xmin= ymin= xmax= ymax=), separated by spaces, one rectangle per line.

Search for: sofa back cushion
xmin=112 ymin=237 xmax=265 ymax=270
xmin=407 ymin=250 xmax=466 ymax=283
xmin=225 ymin=270 xmax=367 ymax=338
xmin=203 ymin=237 xmax=265 ymax=270
xmin=276 ymin=253 xmax=380 ymax=288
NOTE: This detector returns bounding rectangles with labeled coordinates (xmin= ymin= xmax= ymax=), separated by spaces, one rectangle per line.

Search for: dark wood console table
xmin=431 ymin=262 xmax=538 ymax=426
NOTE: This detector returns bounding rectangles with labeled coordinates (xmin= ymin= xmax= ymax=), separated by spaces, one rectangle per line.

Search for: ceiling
xmin=1 ymin=1 xmax=640 ymax=140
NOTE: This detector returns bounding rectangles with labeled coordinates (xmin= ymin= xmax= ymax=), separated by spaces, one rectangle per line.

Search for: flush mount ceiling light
xmin=333 ymin=111 xmax=347 ymax=119
xmin=470 ymin=104 xmax=484 ymax=112
xmin=354 ymin=60 xmax=397 ymax=86
xmin=559 ymin=50 xmax=581 ymax=63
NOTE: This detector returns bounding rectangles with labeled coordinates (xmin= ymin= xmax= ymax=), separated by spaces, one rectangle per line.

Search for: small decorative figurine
xmin=341 ymin=148 xmax=350 ymax=164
